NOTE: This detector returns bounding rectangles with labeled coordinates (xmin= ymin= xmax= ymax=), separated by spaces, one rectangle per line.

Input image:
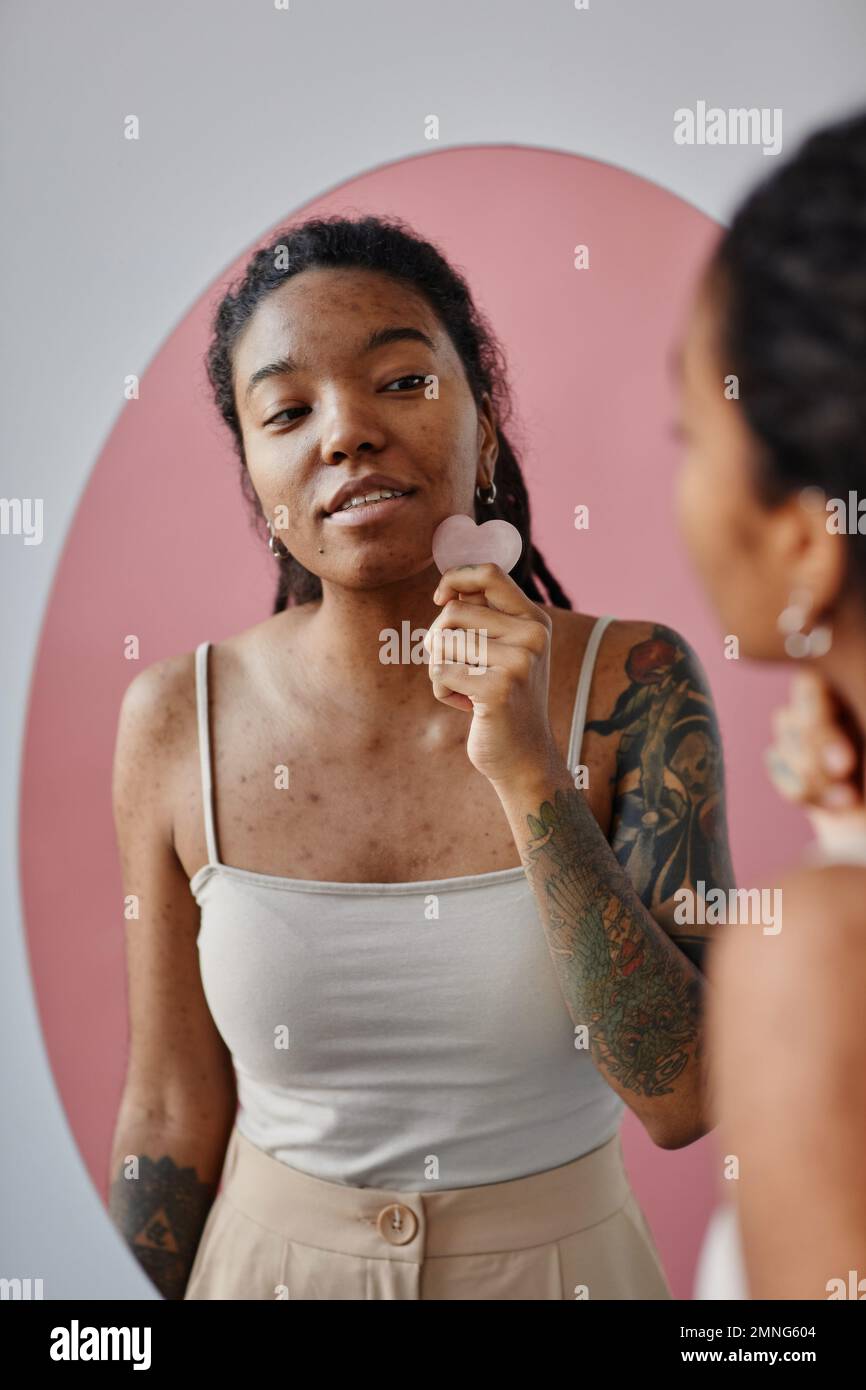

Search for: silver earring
xmin=267 ymin=519 xmax=290 ymax=560
xmin=776 ymin=588 xmax=832 ymax=658
xmin=476 ymin=480 xmax=497 ymax=506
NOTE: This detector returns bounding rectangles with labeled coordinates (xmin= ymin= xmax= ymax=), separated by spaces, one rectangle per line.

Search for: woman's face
xmin=231 ymin=266 xmax=497 ymax=592
xmin=674 ymin=273 xmax=808 ymax=661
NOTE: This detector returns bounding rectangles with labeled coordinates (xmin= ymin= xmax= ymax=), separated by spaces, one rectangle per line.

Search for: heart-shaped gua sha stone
xmin=432 ymin=514 xmax=523 ymax=576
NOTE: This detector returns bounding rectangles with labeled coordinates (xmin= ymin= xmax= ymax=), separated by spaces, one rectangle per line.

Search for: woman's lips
xmin=324 ymin=492 xmax=415 ymax=527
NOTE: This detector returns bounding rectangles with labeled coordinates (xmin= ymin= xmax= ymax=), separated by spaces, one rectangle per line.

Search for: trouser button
xmin=376 ymin=1203 xmax=418 ymax=1245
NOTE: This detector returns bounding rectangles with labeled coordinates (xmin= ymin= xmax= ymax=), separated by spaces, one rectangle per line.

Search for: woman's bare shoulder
xmin=544 ymin=613 xmax=717 ymax=725
xmin=711 ymin=861 xmax=866 ymax=1024
xmin=543 ymin=611 xmax=708 ymax=665
xmin=115 ymin=608 xmax=311 ymax=743
xmin=112 ymin=650 xmax=202 ymax=838
xmin=116 ymin=649 xmax=196 ymax=751
xmin=726 ymin=861 xmax=866 ymax=952
xmin=543 ymin=609 xmax=650 ymax=654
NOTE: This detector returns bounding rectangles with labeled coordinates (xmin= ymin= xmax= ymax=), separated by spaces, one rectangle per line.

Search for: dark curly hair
xmin=206 ymin=214 xmax=572 ymax=615
xmin=710 ymin=108 xmax=866 ymax=598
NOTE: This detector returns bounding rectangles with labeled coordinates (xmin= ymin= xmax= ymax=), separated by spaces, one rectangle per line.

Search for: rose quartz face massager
xmin=431 ymin=514 xmax=523 ymax=576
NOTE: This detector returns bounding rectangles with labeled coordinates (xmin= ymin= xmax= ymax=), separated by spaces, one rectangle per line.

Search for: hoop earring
xmin=776 ymin=587 xmax=833 ymax=658
xmin=267 ymin=519 xmax=291 ymax=560
xmin=475 ymin=480 xmax=497 ymax=506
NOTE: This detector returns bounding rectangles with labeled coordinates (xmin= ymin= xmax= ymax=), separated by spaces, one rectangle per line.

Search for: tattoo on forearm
xmin=587 ymin=623 xmax=735 ymax=926
xmin=109 ymin=1154 xmax=217 ymax=1300
xmin=524 ymin=788 xmax=703 ymax=1098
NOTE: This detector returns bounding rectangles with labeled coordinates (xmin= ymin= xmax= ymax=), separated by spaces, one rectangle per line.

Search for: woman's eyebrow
xmin=366 ymin=325 xmax=437 ymax=354
xmin=244 ymin=326 xmax=437 ymax=402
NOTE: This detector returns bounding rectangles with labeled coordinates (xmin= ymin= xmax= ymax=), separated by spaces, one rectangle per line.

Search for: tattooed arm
xmin=108 ymin=1120 xmax=226 ymax=1300
xmin=493 ymin=622 xmax=735 ymax=1148
xmin=108 ymin=657 xmax=237 ymax=1297
xmin=426 ymin=568 xmax=733 ymax=1145
xmin=589 ymin=622 xmax=736 ymax=972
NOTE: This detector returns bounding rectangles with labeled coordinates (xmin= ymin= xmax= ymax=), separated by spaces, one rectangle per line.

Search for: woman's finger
xmin=802 ymin=680 xmax=859 ymax=778
xmin=434 ymin=563 xmax=547 ymax=621
xmin=763 ymin=747 xmax=807 ymax=801
xmin=820 ymin=740 xmax=857 ymax=776
xmin=425 ymin=599 xmax=548 ymax=657
xmin=428 ymin=639 xmax=536 ymax=696
xmin=791 ymin=670 xmax=826 ymax=714
xmin=767 ymin=674 xmax=864 ymax=810
xmin=789 ymin=674 xmax=857 ymax=773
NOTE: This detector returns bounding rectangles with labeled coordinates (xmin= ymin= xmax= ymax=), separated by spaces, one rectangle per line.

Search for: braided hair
xmin=711 ymin=109 xmax=866 ymax=601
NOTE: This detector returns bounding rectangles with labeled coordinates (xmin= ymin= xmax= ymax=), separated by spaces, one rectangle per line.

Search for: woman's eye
xmin=384 ymin=374 xmax=428 ymax=391
xmin=266 ymin=406 xmax=309 ymax=425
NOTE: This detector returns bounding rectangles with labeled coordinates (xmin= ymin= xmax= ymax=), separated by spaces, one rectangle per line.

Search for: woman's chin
xmin=320 ymin=553 xmax=438 ymax=592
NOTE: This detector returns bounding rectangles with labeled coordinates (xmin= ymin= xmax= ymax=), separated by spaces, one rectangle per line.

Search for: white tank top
xmin=190 ymin=615 xmax=624 ymax=1190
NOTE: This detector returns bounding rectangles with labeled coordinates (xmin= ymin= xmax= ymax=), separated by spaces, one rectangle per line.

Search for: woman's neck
xmin=297 ymin=563 xmax=450 ymax=709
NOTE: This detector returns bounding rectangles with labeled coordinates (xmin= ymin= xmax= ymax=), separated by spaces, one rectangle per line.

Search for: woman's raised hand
xmin=764 ymin=671 xmax=866 ymax=856
xmin=424 ymin=563 xmax=560 ymax=791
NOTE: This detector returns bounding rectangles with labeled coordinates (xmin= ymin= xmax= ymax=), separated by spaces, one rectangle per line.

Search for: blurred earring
xmin=476 ymin=480 xmax=497 ymax=506
xmin=267 ymin=519 xmax=291 ymax=560
xmin=777 ymin=587 xmax=833 ymax=658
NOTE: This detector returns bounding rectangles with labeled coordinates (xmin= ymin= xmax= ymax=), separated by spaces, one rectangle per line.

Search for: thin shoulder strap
xmin=567 ymin=615 xmax=614 ymax=772
xmin=194 ymin=641 xmax=220 ymax=866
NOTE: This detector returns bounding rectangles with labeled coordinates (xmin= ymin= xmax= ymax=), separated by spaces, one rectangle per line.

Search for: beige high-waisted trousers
xmin=184 ymin=1124 xmax=671 ymax=1301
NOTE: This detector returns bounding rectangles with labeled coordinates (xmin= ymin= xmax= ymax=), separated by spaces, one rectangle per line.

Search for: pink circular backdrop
xmin=19 ymin=146 xmax=807 ymax=1298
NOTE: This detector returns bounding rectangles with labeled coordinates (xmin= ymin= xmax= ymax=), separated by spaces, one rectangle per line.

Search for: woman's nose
xmin=319 ymin=392 xmax=388 ymax=464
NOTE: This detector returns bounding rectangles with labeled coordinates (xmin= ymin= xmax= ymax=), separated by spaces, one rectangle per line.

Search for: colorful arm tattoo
xmin=586 ymin=624 xmax=736 ymax=972
xmin=523 ymin=785 xmax=704 ymax=1099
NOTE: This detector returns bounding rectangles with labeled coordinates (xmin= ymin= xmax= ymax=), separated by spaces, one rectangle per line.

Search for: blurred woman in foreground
xmin=675 ymin=109 xmax=866 ymax=1299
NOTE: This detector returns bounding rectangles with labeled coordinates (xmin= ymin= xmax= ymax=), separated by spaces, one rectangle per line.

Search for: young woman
xmin=674 ymin=110 xmax=866 ymax=1300
xmin=108 ymin=215 xmax=734 ymax=1300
